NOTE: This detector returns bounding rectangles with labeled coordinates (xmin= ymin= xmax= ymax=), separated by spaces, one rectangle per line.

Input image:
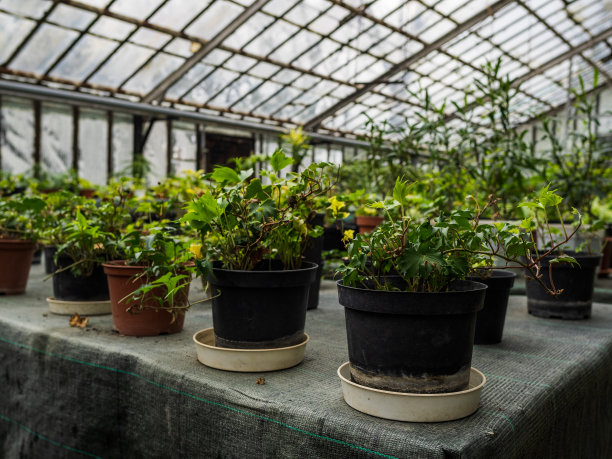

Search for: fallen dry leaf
xmin=69 ymin=313 xmax=88 ymax=328
xmin=256 ymin=377 xmax=265 ymax=385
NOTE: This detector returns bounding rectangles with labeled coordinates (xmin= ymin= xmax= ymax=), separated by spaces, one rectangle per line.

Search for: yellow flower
xmin=189 ymin=243 xmax=203 ymax=259
xmin=327 ymin=196 xmax=345 ymax=217
xmin=342 ymin=229 xmax=355 ymax=244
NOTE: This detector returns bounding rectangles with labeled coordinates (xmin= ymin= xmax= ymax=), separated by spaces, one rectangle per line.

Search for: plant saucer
xmin=337 ymin=362 xmax=486 ymax=422
xmin=193 ymin=327 xmax=309 ymax=372
xmin=46 ymin=297 xmax=111 ymax=315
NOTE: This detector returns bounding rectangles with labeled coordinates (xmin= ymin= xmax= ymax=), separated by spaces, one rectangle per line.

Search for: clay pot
xmin=0 ymin=239 xmax=36 ymax=294
xmin=355 ymin=215 xmax=384 ymax=234
xmin=103 ymin=261 xmax=190 ymax=336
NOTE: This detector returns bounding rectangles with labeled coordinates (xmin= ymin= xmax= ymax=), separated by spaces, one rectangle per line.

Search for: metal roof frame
xmin=0 ymin=0 xmax=609 ymax=140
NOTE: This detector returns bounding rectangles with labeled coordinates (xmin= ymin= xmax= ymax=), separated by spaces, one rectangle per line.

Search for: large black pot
xmin=468 ymin=270 xmax=516 ymax=344
xmin=526 ymin=253 xmax=602 ymax=319
xmin=337 ymin=278 xmax=486 ymax=394
xmin=208 ymin=260 xmax=317 ymax=349
xmin=52 ymin=256 xmax=110 ymax=302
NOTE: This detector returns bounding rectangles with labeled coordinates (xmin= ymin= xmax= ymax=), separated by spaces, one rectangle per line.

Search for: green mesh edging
xmin=0 ymin=336 xmax=398 ymax=459
xmin=0 ymin=413 xmax=103 ymax=459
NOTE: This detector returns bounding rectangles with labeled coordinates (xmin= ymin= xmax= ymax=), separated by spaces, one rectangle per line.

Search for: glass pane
xmin=171 ymin=121 xmax=196 ymax=174
xmin=79 ymin=109 xmax=107 ymax=185
xmin=222 ymin=12 xmax=275 ymax=49
xmin=9 ymin=24 xmax=79 ymax=74
xmin=0 ymin=97 xmax=33 ymax=173
xmin=109 ymin=0 xmax=165 ymax=21
xmin=0 ymin=0 xmax=52 ymax=20
xmin=185 ymin=1 xmax=244 ymax=41
xmin=41 ymin=103 xmax=72 ymax=175
xmin=123 ymin=53 xmax=184 ymax=94
xmin=111 ymin=113 xmax=133 ymax=177
xmin=150 ymin=0 xmax=211 ymax=30
xmin=0 ymin=12 xmax=35 ymax=64
xmin=47 ymin=4 xmax=96 ymax=30
xmin=166 ymin=63 xmax=214 ymax=99
xmin=50 ymin=34 xmax=118 ymax=81
xmin=243 ymin=20 xmax=299 ymax=56
xmin=142 ymin=120 xmax=166 ymax=184
xmin=207 ymin=74 xmax=263 ymax=107
xmin=89 ymin=16 xmax=136 ymax=41
xmin=184 ymin=68 xmax=239 ymax=103
xmin=88 ymin=43 xmax=156 ymax=87
xmin=233 ymin=80 xmax=284 ymax=112
xmin=130 ymin=28 xmax=172 ymax=49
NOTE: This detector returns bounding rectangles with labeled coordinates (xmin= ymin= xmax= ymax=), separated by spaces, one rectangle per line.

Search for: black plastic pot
xmin=337 ymin=278 xmax=486 ymax=394
xmin=31 ymin=248 xmax=42 ymax=265
xmin=43 ymin=246 xmax=57 ymax=274
xmin=526 ymin=253 xmax=602 ymax=319
xmin=468 ymin=270 xmax=516 ymax=344
xmin=208 ymin=260 xmax=317 ymax=349
xmin=303 ymin=236 xmax=324 ymax=310
xmin=52 ymin=256 xmax=110 ymax=302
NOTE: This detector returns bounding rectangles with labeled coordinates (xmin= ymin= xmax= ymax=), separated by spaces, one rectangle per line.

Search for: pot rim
xmin=102 ymin=260 xmax=195 ymax=269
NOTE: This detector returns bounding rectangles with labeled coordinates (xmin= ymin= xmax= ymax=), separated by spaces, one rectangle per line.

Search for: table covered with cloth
xmin=1 ymin=264 xmax=612 ymax=458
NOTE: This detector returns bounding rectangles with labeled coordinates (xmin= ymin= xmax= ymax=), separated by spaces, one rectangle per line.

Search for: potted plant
xmin=183 ymin=151 xmax=328 ymax=349
xmin=336 ymin=179 xmax=576 ymax=394
xmin=520 ymin=187 xmax=600 ymax=319
xmin=103 ymin=224 xmax=195 ymax=336
xmin=44 ymin=191 xmax=131 ymax=314
xmin=0 ymin=193 xmax=46 ymax=294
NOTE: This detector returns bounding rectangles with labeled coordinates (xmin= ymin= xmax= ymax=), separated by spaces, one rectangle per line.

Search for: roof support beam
xmin=142 ymin=0 xmax=271 ymax=104
xmin=302 ymin=0 xmax=515 ymax=130
xmin=0 ymin=79 xmax=370 ymax=149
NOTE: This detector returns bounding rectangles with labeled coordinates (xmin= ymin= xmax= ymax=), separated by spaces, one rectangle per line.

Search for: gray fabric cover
xmin=1 ymin=265 xmax=612 ymax=458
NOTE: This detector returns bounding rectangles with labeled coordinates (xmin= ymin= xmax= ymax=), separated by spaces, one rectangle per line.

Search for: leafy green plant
xmin=280 ymin=127 xmax=311 ymax=173
xmin=116 ymin=225 xmax=196 ymax=315
xmin=0 ymin=193 xmax=46 ymax=241
xmin=182 ymin=150 xmax=330 ymax=276
xmin=338 ymin=179 xmax=580 ymax=295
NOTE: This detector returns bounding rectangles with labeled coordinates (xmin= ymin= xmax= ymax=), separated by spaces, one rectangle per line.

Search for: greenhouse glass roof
xmin=0 ymin=0 xmax=610 ymax=138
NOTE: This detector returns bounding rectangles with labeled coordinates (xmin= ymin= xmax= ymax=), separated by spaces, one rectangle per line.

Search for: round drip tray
xmin=193 ymin=327 xmax=309 ymax=372
xmin=47 ymin=297 xmax=111 ymax=316
xmin=337 ymin=362 xmax=485 ymax=422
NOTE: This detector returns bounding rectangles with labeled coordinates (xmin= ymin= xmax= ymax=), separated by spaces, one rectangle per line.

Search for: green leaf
xmin=549 ymin=256 xmax=579 ymax=266
xmin=269 ymin=150 xmax=293 ymax=172
xmin=211 ymin=166 xmax=240 ymax=185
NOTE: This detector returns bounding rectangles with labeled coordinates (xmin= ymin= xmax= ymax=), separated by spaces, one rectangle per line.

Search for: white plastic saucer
xmin=338 ymin=362 xmax=485 ymax=422
xmin=46 ymin=297 xmax=112 ymax=316
xmin=193 ymin=328 xmax=309 ymax=372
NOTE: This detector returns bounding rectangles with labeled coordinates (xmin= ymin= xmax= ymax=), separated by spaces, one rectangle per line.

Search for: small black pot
xmin=43 ymin=246 xmax=57 ymax=274
xmin=526 ymin=253 xmax=602 ymax=319
xmin=208 ymin=260 xmax=317 ymax=349
xmin=31 ymin=248 xmax=42 ymax=265
xmin=303 ymin=236 xmax=324 ymax=310
xmin=468 ymin=270 xmax=516 ymax=344
xmin=337 ymin=278 xmax=486 ymax=394
xmin=52 ymin=256 xmax=110 ymax=302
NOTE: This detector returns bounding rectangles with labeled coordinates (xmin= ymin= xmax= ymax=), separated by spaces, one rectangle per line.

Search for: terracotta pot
xmin=355 ymin=215 xmax=384 ymax=234
xmin=102 ymin=261 xmax=190 ymax=336
xmin=0 ymin=239 xmax=36 ymax=294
